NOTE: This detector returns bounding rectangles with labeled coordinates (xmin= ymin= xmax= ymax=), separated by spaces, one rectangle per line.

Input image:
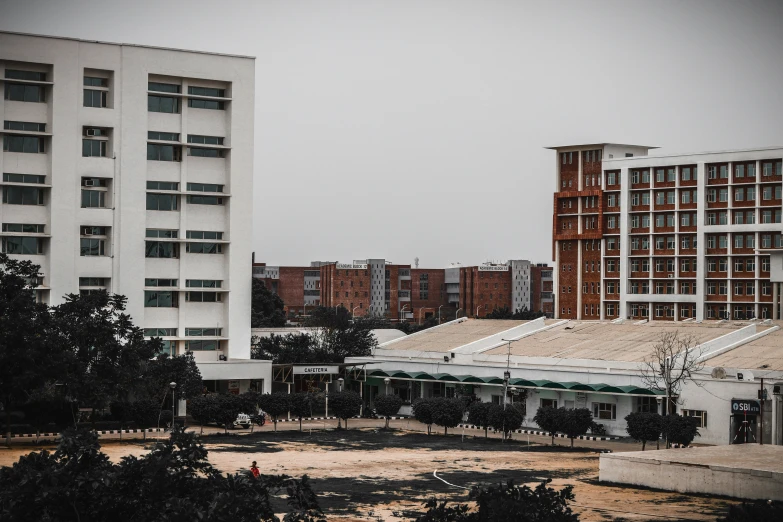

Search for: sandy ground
xmin=1 ymin=420 xmax=736 ymax=521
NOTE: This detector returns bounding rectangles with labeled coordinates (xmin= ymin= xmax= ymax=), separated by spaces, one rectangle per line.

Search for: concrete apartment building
xmin=253 ymin=258 xmax=553 ymax=321
xmin=0 ymin=31 xmax=270 ymax=393
xmin=551 ymin=143 xmax=783 ymax=321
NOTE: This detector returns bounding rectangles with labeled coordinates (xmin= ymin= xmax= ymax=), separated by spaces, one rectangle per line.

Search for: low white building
xmin=346 ymin=318 xmax=783 ymax=445
xmin=0 ymin=31 xmax=270 ymax=395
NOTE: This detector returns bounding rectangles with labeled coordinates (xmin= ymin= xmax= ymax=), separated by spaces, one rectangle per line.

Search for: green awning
xmin=364 ymin=369 xmax=661 ymax=395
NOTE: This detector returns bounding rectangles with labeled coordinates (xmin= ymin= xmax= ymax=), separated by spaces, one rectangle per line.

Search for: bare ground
xmin=0 ymin=425 xmax=736 ymax=521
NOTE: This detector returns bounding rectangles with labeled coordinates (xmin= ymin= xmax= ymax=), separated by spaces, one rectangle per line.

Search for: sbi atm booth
xmin=730 ymin=398 xmax=761 ymax=444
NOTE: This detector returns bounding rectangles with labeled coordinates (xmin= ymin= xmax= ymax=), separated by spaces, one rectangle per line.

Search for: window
xmin=186 ymin=230 xmax=223 ymax=240
xmin=148 ymin=95 xmax=179 ymax=113
xmin=144 ymin=328 xmax=177 ymax=337
xmin=187 ymin=195 xmax=224 ymax=205
xmin=147 ymin=143 xmax=181 ymax=161
xmin=145 ymin=278 xmax=178 ymax=287
xmin=80 ymin=238 xmax=106 ymax=256
xmin=83 ymin=89 xmax=107 ymax=108
xmin=186 ymin=292 xmax=222 ymax=302
xmin=187 ymin=135 xmax=224 ymax=145
xmin=186 ymin=279 xmax=222 ymax=288
xmin=4 ymin=70 xmax=46 ymax=102
xmin=149 ymin=82 xmax=180 ymax=93
xmin=1 ymin=223 xmax=44 ymax=234
xmin=762 ymin=257 xmax=771 ymax=272
xmin=188 ymin=147 xmax=224 ymax=158
xmin=82 ymin=139 xmax=107 ymax=157
xmin=146 ymin=181 xmax=179 ymax=191
xmin=681 ymin=166 xmax=692 ymax=181
xmin=667 ymin=168 xmax=676 ymax=182
xmin=4 ymin=121 xmax=46 ymax=132
xmin=145 ymin=242 xmax=178 ymax=258
xmin=81 ymin=189 xmax=105 ymax=208
xmin=719 ymin=188 xmax=728 ymax=202
xmin=540 ymin=399 xmax=557 ymax=409
xmin=148 ymin=131 xmax=180 ymax=141
xmin=2 ymin=186 xmax=44 ymax=205
xmin=188 ymin=98 xmax=224 ymax=110
xmin=3 ymin=135 xmax=44 ymax=153
xmin=681 ymin=410 xmax=707 ymax=428
xmin=144 ymin=291 xmax=178 ymax=308
xmin=146 ymin=193 xmax=178 ymax=211
xmin=3 ymin=173 xmax=45 ymax=184
xmin=681 ymin=191 xmax=690 ymax=204
xmin=188 ymin=86 xmax=225 ymax=97
xmin=185 ymin=340 xmax=218 ymax=351
xmin=186 ymin=327 xmax=222 ymax=336
xmin=146 ymin=229 xmax=178 ymax=238
xmin=186 ymin=183 xmax=223 ymax=193
xmin=592 ymin=403 xmax=616 ymax=420
xmin=607 ymin=172 xmax=616 ymax=185
xmin=186 ymin=242 xmax=223 ymax=254
xmin=1 ymin=236 xmax=43 ymax=255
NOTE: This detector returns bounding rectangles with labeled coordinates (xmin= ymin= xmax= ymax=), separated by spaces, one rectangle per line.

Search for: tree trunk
xmin=200 ymin=422 xmax=203 ymax=436
xmin=642 ymin=440 xmax=646 ymax=451
xmin=5 ymin=401 xmax=11 ymax=447
xmin=299 ymin=417 xmax=302 ymax=432
xmin=444 ymin=426 xmax=448 ymax=435
xmin=484 ymin=427 xmax=488 ymax=438
xmin=551 ymin=433 xmax=555 ymax=446
xmin=570 ymin=437 xmax=574 ymax=448
xmin=273 ymin=419 xmax=277 ymax=432
xmin=345 ymin=418 xmax=348 ymax=430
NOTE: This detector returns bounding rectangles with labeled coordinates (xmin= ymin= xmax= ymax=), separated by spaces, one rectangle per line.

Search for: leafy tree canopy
xmin=533 ymin=406 xmax=560 ymax=445
xmin=329 ymin=391 xmax=363 ymax=428
xmin=251 ymin=278 xmax=286 ymax=328
xmin=430 ymin=398 xmax=464 ymax=435
xmin=487 ymin=405 xmax=524 ymax=437
xmin=374 ymin=394 xmax=403 ymax=428
xmin=558 ymin=408 xmax=593 ymax=447
xmin=485 ymin=306 xmax=547 ymax=320
xmin=624 ymin=412 xmax=662 ymax=450
xmin=661 ymin=413 xmax=700 ymax=447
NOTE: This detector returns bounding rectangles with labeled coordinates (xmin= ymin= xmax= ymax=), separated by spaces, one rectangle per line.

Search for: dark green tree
xmin=258 ymin=392 xmax=292 ymax=432
xmin=0 ymin=254 xmax=55 ymax=445
xmin=661 ymin=413 xmax=700 ymax=447
xmin=251 ymin=278 xmax=287 ymax=327
xmin=213 ymin=393 xmax=245 ymax=434
xmin=289 ymin=392 xmax=323 ymax=432
xmin=0 ymin=427 xmax=325 ymax=521
xmin=533 ymin=406 xmax=561 ymax=445
xmin=189 ymin=395 xmax=218 ymax=435
xmin=558 ymin=408 xmax=593 ymax=447
xmin=413 ymin=398 xmax=435 ymax=435
xmin=129 ymin=399 xmax=160 ymax=440
xmin=50 ymin=292 xmax=159 ymax=413
xmin=139 ymin=353 xmax=204 ymax=403
xmin=720 ymin=500 xmax=783 ymax=522
xmin=252 ymin=333 xmax=313 ymax=363
xmin=374 ymin=394 xmax=403 ymax=429
xmin=624 ymin=412 xmax=662 ymax=450
xmin=487 ymin=405 xmax=524 ymax=440
xmin=467 ymin=402 xmax=493 ymax=438
xmin=21 ymin=386 xmax=72 ymax=443
xmin=431 ymin=398 xmax=464 ymax=436
xmin=329 ymin=391 xmax=362 ymax=429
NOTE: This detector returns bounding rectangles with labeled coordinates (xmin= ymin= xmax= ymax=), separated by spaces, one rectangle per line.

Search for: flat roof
xmin=379 ymin=319 xmax=534 ymax=353
xmin=544 ymin=143 xmax=659 ymax=150
xmin=0 ymin=30 xmax=255 ymax=60
xmin=602 ymin=146 xmax=783 ymax=163
xmin=480 ymin=320 xmax=767 ymax=363
xmin=705 ymin=322 xmax=783 ymax=371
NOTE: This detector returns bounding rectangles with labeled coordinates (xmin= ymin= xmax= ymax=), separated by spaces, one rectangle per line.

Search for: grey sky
xmin=2 ymin=0 xmax=782 ymax=268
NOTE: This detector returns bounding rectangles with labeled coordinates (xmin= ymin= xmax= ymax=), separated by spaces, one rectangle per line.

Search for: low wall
xmin=600 ymin=446 xmax=783 ymax=501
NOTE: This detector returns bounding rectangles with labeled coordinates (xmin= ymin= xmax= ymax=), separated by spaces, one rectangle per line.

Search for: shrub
xmin=661 ymin=413 xmax=700 ymax=447
xmin=413 ymin=398 xmax=435 ymax=435
xmin=374 ymin=394 xmax=403 ymax=429
xmin=329 ymin=391 xmax=362 ymax=429
xmin=487 ymin=405 xmax=523 ymax=440
xmin=189 ymin=395 xmax=217 ymax=435
xmin=533 ymin=406 xmax=560 ymax=445
xmin=624 ymin=412 xmax=662 ymax=450
xmin=289 ymin=392 xmax=323 ymax=431
xmin=589 ymin=421 xmax=606 ymax=436
xmin=213 ymin=394 xmax=245 ymax=434
xmin=430 ymin=398 xmax=464 ymax=436
xmin=258 ymin=392 xmax=291 ymax=432
xmin=558 ymin=408 xmax=592 ymax=447
xmin=467 ymin=402 xmax=493 ymax=438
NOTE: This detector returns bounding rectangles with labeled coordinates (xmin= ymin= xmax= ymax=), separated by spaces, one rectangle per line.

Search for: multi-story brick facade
xmin=551 ymin=144 xmax=783 ymax=321
xmin=254 ymin=258 xmax=553 ymax=321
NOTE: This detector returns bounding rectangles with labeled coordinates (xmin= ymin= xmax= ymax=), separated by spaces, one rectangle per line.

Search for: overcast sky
xmin=2 ymin=0 xmax=782 ymax=268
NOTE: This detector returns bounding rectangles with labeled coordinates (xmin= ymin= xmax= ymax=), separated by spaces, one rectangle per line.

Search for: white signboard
xmin=293 ymin=365 xmax=339 ymax=375
xmin=478 ymin=265 xmax=509 ymax=272
xmin=336 ymin=263 xmax=368 ymax=270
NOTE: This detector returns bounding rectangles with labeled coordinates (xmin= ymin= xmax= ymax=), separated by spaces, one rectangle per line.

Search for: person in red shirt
xmin=250 ymin=461 xmax=260 ymax=478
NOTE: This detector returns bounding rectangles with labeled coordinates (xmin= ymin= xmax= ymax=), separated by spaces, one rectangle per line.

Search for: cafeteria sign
xmin=293 ymin=365 xmax=339 ymax=375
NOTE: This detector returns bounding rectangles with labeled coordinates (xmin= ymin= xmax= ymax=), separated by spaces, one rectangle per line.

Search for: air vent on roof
xmin=711 ymin=367 xmax=727 ymax=379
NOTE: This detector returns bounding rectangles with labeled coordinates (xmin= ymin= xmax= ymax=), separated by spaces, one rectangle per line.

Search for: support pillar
xmin=774 ymin=282 xmax=779 ymax=320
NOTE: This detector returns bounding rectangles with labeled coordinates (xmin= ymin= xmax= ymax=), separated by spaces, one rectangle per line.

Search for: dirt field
xmin=0 ymin=426 xmax=735 ymax=521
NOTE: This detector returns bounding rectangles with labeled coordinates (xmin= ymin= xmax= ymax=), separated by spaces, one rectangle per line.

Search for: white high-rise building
xmin=0 ymin=31 xmax=270 ymax=393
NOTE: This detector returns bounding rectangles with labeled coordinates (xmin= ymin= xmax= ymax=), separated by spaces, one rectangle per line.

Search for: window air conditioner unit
xmin=85 ymin=129 xmax=99 ymax=137
xmin=668 ymin=274 xmax=674 ymax=279
xmin=82 ymin=228 xmax=94 ymax=236
xmin=84 ymin=179 xmax=95 ymax=187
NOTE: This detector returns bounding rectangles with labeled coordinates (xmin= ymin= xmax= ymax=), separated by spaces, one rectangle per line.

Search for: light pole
xmin=384 ymin=377 xmax=390 ymax=395
xmin=419 ymin=307 xmax=433 ymax=324
xmin=352 ymin=306 xmax=360 ymax=322
xmin=438 ymin=305 xmax=444 ymax=324
xmin=456 ymin=308 xmax=462 ymax=320
xmin=400 ymin=304 xmax=409 ymax=323
xmin=476 ymin=304 xmax=486 ymax=318
xmin=169 ymin=382 xmax=177 ymax=430
xmin=337 ymin=377 xmax=344 ymax=429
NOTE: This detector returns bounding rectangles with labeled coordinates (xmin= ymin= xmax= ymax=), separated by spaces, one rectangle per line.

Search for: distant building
xmin=253 ymin=257 xmax=553 ymax=320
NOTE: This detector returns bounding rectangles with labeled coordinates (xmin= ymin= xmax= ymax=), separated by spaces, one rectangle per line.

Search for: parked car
xmin=232 ymin=411 xmax=266 ymax=429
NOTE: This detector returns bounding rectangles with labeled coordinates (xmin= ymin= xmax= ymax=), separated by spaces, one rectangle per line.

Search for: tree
xmin=534 ymin=406 xmax=560 ymax=445
xmin=413 ymin=398 xmax=435 ymax=435
xmin=213 ymin=394 xmax=245 ymax=434
xmin=624 ymin=412 xmax=662 ymax=450
xmin=129 ymin=399 xmax=160 ymax=441
xmin=431 ymin=398 xmax=464 ymax=436
xmin=139 ymin=353 xmax=204 ymax=403
xmin=251 ymin=278 xmax=286 ymax=327
xmin=484 ymin=306 xmax=546 ymax=321
xmin=21 ymin=387 xmax=72 ymax=444
xmin=189 ymin=395 xmax=217 ymax=435
xmin=640 ymin=331 xmax=705 ymax=416
xmin=414 ymin=479 xmax=579 ymax=522
xmin=0 ymin=254 xmax=55 ymax=445
xmin=720 ymin=500 xmax=783 ymax=522
xmin=329 ymin=391 xmax=362 ymax=429
xmin=487 ymin=405 xmax=524 ymax=440
xmin=467 ymin=402 xmax=493 ymax=438
xmin=0 ymin=426 xmax=326 ymax=521
xmin=661 ymin=413 xmax=700 ymax=447
xmin=374 ymin=394 xmax=403 ymax=429
xmin=558 ymin=408 xmax=593 ymax=447
xmin=50 ymin=292 xmax=159 ymax=413
xmin=258 ymin=392 xmax=292 ymax=432
xmin=289 ymin=392 xmax=323 ymax=432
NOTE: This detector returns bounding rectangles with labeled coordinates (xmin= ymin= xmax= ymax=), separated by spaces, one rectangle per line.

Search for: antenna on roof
xmin=414 ymin=257 xmax=419 ymax=268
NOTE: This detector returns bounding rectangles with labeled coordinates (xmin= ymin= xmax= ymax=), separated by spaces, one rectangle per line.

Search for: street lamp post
xmin=476 ymin=304 xmax=486 ymax=318
xmin=438 ymin=305 xmax=444 ymax=324
xmin=384 ymin=377 xmax=390 ymax=395
xmin=400 ymin=304 xmax=409 ymax=323
xmin=337 ymin=377 xmax=344 ymax=429
xmin=169 ymin=382 xmax=177 ymax=430
xmin=455 ymin=308 xmax=462 ymax=320
xmin=352 ymin=306 xmax=360 ymax=322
